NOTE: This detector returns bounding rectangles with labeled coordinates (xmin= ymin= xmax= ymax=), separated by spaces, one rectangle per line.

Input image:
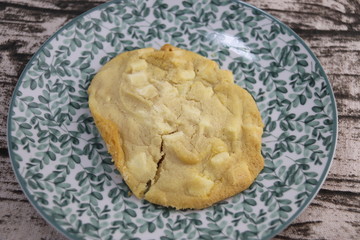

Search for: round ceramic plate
xmin=7 ymin=0 xmax=337 ymax=239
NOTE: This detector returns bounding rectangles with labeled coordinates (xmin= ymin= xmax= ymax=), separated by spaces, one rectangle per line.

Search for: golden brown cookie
xmin=88 ymin=44 xmax=264 ymax=209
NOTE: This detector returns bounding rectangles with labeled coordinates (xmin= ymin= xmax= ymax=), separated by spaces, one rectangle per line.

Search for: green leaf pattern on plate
xmin=9 ymin=0 xmax=336 ymax=239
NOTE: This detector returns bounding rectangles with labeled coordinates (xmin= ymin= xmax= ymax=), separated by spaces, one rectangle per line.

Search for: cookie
xmin=88 ymin=44 xmax=264 ymax=209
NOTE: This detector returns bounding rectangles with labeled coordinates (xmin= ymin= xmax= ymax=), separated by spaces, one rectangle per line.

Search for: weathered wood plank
xmin=243 ymin=0 xmax=360 ymax=31
xmin=1 ymin=0 xmax=104 ymax=14
xmin=0 ymin=200 xmax=66 ymax=240
xmin=2 ymin=0 xmax=359 ymax=31
xmin=276 ymin=193 xmax=360 ymax=239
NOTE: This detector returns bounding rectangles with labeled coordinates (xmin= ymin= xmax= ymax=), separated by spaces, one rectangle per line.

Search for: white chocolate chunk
xmin=199 ymin=117 xmax=212 ymax=135
xmin=210 ymin=152 xmax=230 ymax=167
xmin=199 ymin=87 xmax=213 ymax=99
xmin=156 ymin=121 xmax=175 ymax=134
xmin=136 ymin=85 xmax=158 ymax=99
xmin=153 ymin=103 xmax=172 ymax=115
xmin=127 ymin=152 xmax=154 ymax=182
xmin=160 ymin=81 xmax=178 ymax=97
xmin=211 ymin=138 xmax=228 ymax=154
xmin=127 ymin=72 xmax=148 ymax=87
xmin=176 ymin=81 xmax=192 ymax=96
xmin=182 ymin=105 xmax=201 ymax=121
xmin=129 ymin=59 xmax=148 ymax=72
xmin=227 ymin=161 xmax=250 ymax=185
xmin=173 ymin=145 xmax=201 ymax=165
xmin=188 ymin=81 xmax=214 ymax=101
xmin=178 ymin=70 xmax=195 ymax=81
xmin=187 ymin=175 xmax=214 ymax=196
xmin=153 ymin=103 xmax=177 ymax=122
xmin=162 ymin=131 xmax=184 ymax=141
xmin=224 ymin=118 xmax=241 ymax=140
xmin=162 ymin=131 xmax=200 ymax=164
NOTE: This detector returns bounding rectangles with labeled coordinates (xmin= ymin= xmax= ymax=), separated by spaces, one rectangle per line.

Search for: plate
xmin=7 ymin=0 xmax=337 ymax=239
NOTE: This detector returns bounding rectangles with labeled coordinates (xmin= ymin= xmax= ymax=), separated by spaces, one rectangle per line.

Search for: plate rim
xmin=6 ymin=0 xmax=338 ymax=239
xmin=239 ymin=1 xmax=338 ymax=239
xmin=6 ymin=2 xmax=116 ymax=239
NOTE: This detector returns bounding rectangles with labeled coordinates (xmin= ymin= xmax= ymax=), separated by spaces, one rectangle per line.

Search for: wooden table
xmin=0 ymin=0 xmax=359 ymax=239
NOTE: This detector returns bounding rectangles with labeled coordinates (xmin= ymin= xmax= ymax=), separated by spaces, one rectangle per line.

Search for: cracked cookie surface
xmin=88 ymin=44 xmax=264 ymax=209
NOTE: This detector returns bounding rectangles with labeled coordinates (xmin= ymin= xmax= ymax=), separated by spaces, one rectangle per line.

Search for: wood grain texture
xmin=0 ymin=0 xmax=359 ymax=239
